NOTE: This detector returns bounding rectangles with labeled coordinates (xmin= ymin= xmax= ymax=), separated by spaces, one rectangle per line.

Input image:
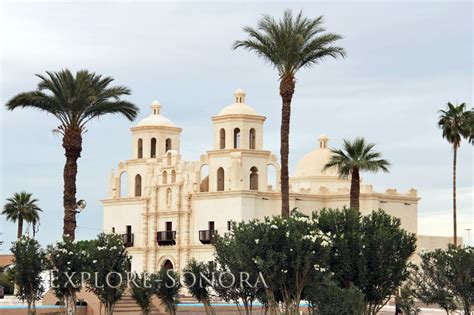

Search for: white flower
xmin=255 ymin=239 xmax=259 ymax=244
xmin=285 ymin=231 xmax=290 ymax=237
xmin=289 ymin=248 xmax=293 ymax=252
xmin=270 ymin=224 xmax=278 ymax=230
xmin=93 ymin=260 xmax=97 ymax=264
xmin=67 ymin=261 xmax=71 ymax=265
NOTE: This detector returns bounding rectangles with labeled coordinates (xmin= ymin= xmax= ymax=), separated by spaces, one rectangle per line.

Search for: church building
xmin=102 ymin=89 xmax=453 ymax=272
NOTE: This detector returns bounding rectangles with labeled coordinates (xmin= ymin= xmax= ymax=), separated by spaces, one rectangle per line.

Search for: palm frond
xmin=233 ymin=9 xmax=346 ymax=77
xmin=324 ymin=137 xmax=391 ymax=178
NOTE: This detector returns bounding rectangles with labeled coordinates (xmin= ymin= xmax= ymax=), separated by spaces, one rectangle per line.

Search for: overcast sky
xmin=0 ymin=1 xmax=472 ymax=251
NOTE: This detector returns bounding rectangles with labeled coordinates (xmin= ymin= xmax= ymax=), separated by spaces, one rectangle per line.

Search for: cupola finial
xmin=151 ymin=100 xmax=161 ymax=115
xmin=234 ymin=88 xmax=246 ymax=104
xmin=319 ymin=134 xmax=329 ymax=149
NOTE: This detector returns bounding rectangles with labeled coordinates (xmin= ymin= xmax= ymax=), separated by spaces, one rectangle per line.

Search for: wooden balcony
xmin=199 ymin=230 xmax=216 ymax=244
xmin=122 ymin=233 xmax=134 ymax=247
xmin=157 ymin=231 xmax=176 ymax=246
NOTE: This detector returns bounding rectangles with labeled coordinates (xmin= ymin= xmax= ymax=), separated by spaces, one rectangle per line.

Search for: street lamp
xmin=75 ymin=199 xmax=87 ymax=213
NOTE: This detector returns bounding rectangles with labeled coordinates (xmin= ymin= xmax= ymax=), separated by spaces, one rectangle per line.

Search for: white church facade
xmin=102 ymin=89 xmax=452 ymax=272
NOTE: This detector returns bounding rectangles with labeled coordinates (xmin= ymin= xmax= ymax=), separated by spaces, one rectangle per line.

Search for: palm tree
xmin=323 ymin=138 xmax=390 ymax=211
xmin=2 ymin=192 xmax=42 ymax=239
xmin=6 ymin=69 xmax=139 ymax=240
xmin=233 ymin=10 xmax=346 ymax=218
xmin=438 ymin=102 xmax=472 ymax=246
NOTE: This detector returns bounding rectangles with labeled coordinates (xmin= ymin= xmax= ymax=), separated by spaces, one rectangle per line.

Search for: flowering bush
xmin=11 ymin=236 xmax=46 ymax=315
xmin=85 ymin=233 xmax=130 ymax=315
xmin=47 ymin=236 xmax=94 ymax=314
xmin=214 ymin=211 xmax=333 ymax=315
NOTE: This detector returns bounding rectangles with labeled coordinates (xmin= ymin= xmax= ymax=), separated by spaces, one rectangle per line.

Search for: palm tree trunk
xmin=350 ymin=167 xmax=360 ymax=210
xmin=279 ymin=74 xmax=295 ymax=218
xmin=17 ymin=214 xmax=23 ymax=239
xmin=62 ymin=127 xmax=82 ymax=241
xmin=453 ymin=145 xmax=457 ymax=246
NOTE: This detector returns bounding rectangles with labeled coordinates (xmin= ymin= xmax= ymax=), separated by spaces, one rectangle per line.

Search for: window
xmin=250 ymin=167 xmax=258 ymax=190
xmin=200 ymin=165 xmax=209 ymax=192
xmin=166 ymin=221 xmax=172 ymax=231
xmin=151 ymin=138 xmax=157 ymax=158
xmin=171 ymin=170 xmax=176 ymax=183
xmin=112 ymin=227 xmax=115 ymax=233
xmin=249 ymin=129 xmax=256 ymax=149
xmin=219 ymin=128 xmax=226 ymax=149
xmin=165 ymin=138 xmax=172 ymax=152
xmin=162 ymin=171 xmax=168 ymax=184
xmin=267 ymin=164 xmax=277 ymax=191
xmin=126 ymin=225 xmax=132 ymax=235
xmin=208 ymin=221 xmax=215 ymax=231
xmin=217 ymin=167 xmax=225 ymax=191
xmin=135 ymin=174 xmax=142 ymax=197
xmin=137 ymin=138 xmax=143 ymax=158
xmin=119 ymin=171 xmax=128 ymax=197
xmin=233 ymin=128 xmax=240 ymax=149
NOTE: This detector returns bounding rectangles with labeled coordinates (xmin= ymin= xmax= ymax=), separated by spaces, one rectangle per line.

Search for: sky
xmin=0 ymin=1 xmax=472 ymax=251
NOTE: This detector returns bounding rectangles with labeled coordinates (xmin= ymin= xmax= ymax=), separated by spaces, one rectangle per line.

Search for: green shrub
xmin=306 ymin=278 xmax=366 ymax=315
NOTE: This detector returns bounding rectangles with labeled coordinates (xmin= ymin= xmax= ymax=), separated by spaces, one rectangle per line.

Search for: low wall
xmin=0 ymin=305 xmax=86 ymax=315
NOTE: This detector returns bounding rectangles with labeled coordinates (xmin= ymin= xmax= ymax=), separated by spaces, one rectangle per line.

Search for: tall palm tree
xmin=2 ymin=192 xmax=42 ymax=239
xmin=438 ymin=102 xmax=472 ymax=246
xmin=6 ymin=69 xmax=139 ymax=240
xmin=323 ymin=138 xmax=390 ymax=211
xmin=233 ymin=10 xmax=346 ymax=218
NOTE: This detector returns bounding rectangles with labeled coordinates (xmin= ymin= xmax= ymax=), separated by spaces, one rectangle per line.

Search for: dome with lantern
xmin=294 ymin=135 xmax=339 ymax=177
xmin=217 ymin=89 xmax=262 ymax=116
xmin=136 ymin=100 xmax=177 ymax=128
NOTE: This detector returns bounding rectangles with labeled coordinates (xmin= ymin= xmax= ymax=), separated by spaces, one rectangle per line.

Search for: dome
xmin=294 ymin=135 xmax=339 ymax=177
xmin=136 ymin=100 xmax=176 ymax=127
xmin=217 ymin=89 xmax=261 ymax=116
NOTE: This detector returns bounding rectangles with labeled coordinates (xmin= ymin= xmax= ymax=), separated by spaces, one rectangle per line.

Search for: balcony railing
xmin=122 ymin=233 xmax=134 ymax=247
xmin=199 ymin=230 xmax=216 ymax=244
xmin=157 ymin=231 xmax=176 ymax=246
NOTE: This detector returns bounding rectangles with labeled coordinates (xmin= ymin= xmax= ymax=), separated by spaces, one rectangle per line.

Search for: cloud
xmin=0 ymin=1 xmax=472 ymax=249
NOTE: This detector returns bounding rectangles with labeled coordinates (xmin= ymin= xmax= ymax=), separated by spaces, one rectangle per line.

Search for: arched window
xmin=171 ymin=170 xmax=176 ymax=183
xmin=167 ymin=152 xmax=172 ymax=166
xmin=200 ymin=165 xmax=209 ymax=192
xmin=150 ymin=138 xmax=157 ymax=158
xmin=250 ymin=167 xmax=258 ymax=190
xmin=219 ymin=129 xmax=226 ymax=149
xmin=249 ymin=129 xmax=256 ymax=149
xmin=119 ymin=171 xmax=128 ymax=197
xmin=162 ymin=171 xmax=168 ymax=184
xmin=163 ymin=259 xmax=174 ymax=270
xmin=135 ymin=174 xmax=142 ymax=197
xmin=165 ymin=138 xmax=172 ymax=152
xmin=267 ymin=164 xmax=277 ymax=191
xmin=217 ymin=167 xmax=225 ymax=191
xmin=233 ymin=128 xmax=240 ymax=149
xmin=137 ymin=138 xmax=143 ymax=158
xmin=166 ymin=188 xmax=172 ymax=207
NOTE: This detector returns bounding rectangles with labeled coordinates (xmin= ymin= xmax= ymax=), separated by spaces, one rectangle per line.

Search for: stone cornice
xmin=101 ymin=197 xmax=145 ymax=205
xmin=130 ymin=125 xmax=182 ymax=133
xmin=207 ymin=149 xmax=272 ymax=158
xmin=211 ymin=114 xmax=266 ymax=123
